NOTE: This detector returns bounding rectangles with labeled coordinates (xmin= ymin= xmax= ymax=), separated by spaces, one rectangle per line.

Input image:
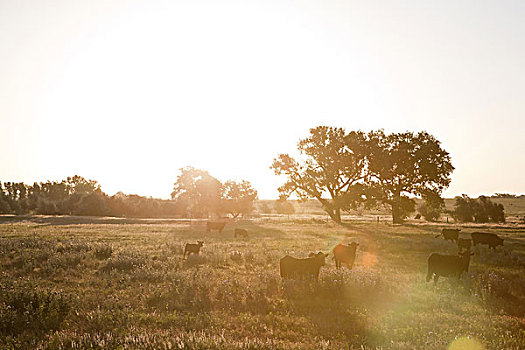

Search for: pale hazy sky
xmin=1 ymin=0 xmax=524 ymax=199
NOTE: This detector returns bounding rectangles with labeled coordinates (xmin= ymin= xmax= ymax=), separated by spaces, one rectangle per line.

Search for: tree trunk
xmin=318 ymin=197 xmax=342 ymax=224
xmin=325 ymin=207 xmax=342 ymax=224
xmin=392 ymin=191 xmax=403 ymax=224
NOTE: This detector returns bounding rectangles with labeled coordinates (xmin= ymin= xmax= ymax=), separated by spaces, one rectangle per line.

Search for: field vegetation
xmin=1 ymin=216 xmax=524 ymax=349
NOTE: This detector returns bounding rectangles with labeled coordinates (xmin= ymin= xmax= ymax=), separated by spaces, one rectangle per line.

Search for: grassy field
xmin=1 ymin=216 xmax=524 ymax=349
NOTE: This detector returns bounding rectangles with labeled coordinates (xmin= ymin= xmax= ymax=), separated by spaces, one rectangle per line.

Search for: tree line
xmin=0 ymin=126 xmax=508 ymax=223
xmin=0 ymin=171 xmax=258 ymax=219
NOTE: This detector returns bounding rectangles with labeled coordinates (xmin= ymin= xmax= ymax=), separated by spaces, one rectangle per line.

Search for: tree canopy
xmin=171 ymin=167 xmax=258 ymax=218
xmin=365 ymin=130 xmax=454 ymax=223
xmin=271 ymin=126 xmax=368 ymax=223
xmin=272 ymin=127 xmax=454 ymax=224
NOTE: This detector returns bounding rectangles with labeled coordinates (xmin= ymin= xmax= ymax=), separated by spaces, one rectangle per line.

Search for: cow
xmin=471 ymin=232 xmax=504 ymax=250
xmin=435 ymin=228 xmax=461 ymax=242
xmin=206 ymin=221 xmax=226 ymax=233
xmin=234 ymin=228 xmax=248 ymax=238
xmin=426 ymin=249 xmax=474 ymax=284
xmin=183 ymin=241 xmax=204 ymax=259
xmin=279 ymin=252 xmax=329 ymax=280
xmin=457 ymin=238 xmax=472 ymax=252
xmin=332 ymin=242 xmax=359 ymax=269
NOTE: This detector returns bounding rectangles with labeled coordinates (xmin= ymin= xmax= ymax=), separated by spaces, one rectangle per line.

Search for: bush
xmin=417 ymin=193 xmax=444 ymax=221
xmin=0 ymin=288 xmax=70 ymax=339
xmin=93 ymin=244 xmax=113 ymax=259
xmin=453 ymin=195 xmax=505 ymax=223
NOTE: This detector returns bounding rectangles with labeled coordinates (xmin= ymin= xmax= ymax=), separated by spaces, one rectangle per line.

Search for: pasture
xmin=0 ymin=217 xmax=524 ymax=349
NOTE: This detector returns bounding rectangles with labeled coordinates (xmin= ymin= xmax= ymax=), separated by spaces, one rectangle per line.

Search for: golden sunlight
xmin=448 ymin=336 xmax=485 ymax=350
xmin=361 ymin=252 xmax=377 ymax=267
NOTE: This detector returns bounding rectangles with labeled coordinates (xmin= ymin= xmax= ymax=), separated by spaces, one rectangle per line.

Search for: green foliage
xmin=418 ymin=193 xmax=445 ymax=221
xmin=453 ymin=195 xmax=505 ymax=223
xmin=171 ymin=167 xmax=225 ymax=217
xmin=222 ymin=180 xmax=258 ymax=218
xmin=272 ymin=127 xmax=454 ymax=224
xmin=271 ymin=127 xmax=368 ymax=223
xmin=365 ymin=130 xmax=454 ymax=224
xmin=171 ymin=167 xmax=259 ymax=219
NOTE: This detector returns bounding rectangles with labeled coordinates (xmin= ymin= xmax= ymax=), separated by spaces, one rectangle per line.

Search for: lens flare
xmin=448 ymin=336 xmax=485 ymax=350
xmin=361 ymin=252 xmax=377 ymax=267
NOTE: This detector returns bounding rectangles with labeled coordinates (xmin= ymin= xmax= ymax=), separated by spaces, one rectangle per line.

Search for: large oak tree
xmin=271 ymin=126 xmax=368 ymax=223
xmin=364 ymin=130 xmax=454 ymax=224
xmin=272 ymin=127 xmax=454 ymax=224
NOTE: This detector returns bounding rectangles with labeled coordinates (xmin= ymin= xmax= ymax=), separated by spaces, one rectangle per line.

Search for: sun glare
xmin=448 ymin=336 xmax=485 ymax=350
xmin=361 ymin=252 xmax=377 ymax=267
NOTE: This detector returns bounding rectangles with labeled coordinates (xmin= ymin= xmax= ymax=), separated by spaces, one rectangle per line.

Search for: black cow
xmin=471 ymin=232 xmax=504 ymax=250
xmin=435 ymin=228 xmax=461 ymax=242
xmin=457 ymin=238 xmax=472 ymax=252
xmin=207 ymin=221 xmax=226 ymax=233
xmin=234 ymin=228 xmax=248 ymax=238
xmin=279 ymin=252 xmax=329 ymax=280
xmin=183 ymin=241 xmax=204 ymax=259
xmin=426 ymin=250 xmax=474 ymax=284
xmin=332 ymin=242 xmax=359 ymax=269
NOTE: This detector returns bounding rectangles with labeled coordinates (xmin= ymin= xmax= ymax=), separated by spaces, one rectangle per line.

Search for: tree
xmin=274 ymin=196 xmax=295 ymax=216
xmin=366 ymin=130 xmax=454 ymax=224
xmin=454 ymin=195 xmax=505 ymax=223
xmin=417 ymin=192 xmax=445 ymax=221
xmin=171 ymin=167 xmax=223 ymax=218
xmin=453 ymin=195 xmax=476 ymax=222
xmin=73 ymin=192 xmax=110 ymax=216
xmin=222 ymin=180 xmax=258 ymax=218
xmin=271 ymin=126 xmax=368 ymax=224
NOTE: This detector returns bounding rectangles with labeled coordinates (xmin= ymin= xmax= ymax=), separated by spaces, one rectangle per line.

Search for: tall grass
xmin=0 ymin=221 xmax=523 ymax=349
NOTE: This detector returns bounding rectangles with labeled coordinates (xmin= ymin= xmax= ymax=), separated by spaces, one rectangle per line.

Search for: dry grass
xmin=0 ymin=219 xmax=524 ymax=349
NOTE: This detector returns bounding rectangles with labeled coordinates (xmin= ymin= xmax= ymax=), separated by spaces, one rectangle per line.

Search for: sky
xmin=1 ymin=0 xmax=524 ymax=199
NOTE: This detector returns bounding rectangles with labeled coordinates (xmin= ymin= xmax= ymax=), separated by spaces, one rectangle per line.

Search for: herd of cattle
xmin=184 ymin=221 xmax=506 ymax=285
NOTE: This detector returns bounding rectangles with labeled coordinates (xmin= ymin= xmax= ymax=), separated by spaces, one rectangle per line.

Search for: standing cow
xmin=234 ymin=228 xmax=248 ymax=238
xmin=183 ymin=241 xmax=204 ymax=259
xmin=435 ymin=228 xmax=461 ymax=242
xmin=279 ymin=252 xmax=329 ymax=280
xmin=426 ymin=249 xmax=474 ymax=284
xmin=332 ymin=242 xmax=359 ymax=269
xmin=457 ymin=238 xmax=472 ymax=252
xmin=471 ymin=232 xmax=504 ymax=250
xmin=206 ymin=221 xmax=226 ymax=233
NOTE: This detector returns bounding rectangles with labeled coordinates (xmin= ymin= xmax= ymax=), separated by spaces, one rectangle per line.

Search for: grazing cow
xmin=206 ymin=221 xmax=226 ymax=233
xmin=279 ymin=252 xmax=329 ymax=280
xmin=183 ymin=241 xmax=204 ymax=259
xmin=426 ymin=249 xmax=474 ymax=284
xmin=435 ymin=228 xmax=461 ymax=242
xmin=457 ymin=238 xmax=472 ymax=252
xmin=234 ymin=228 xmax=248 ymax=238
xmin=332 ymin=242 xmax=359 ymax=269
xmin=471 ymin=232 xmax=504 ymax=250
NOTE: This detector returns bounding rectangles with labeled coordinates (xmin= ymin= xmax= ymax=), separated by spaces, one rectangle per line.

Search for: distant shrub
xmin=274 ymin=198 xmax=295 ymax=215
xmin=101 ymin=254 xmax=146 ymax=272
xmin=0 ymin=197 xmax=11 ymax=214
xmin=397 ymin=196 xmax=416 ymax=221
xmin=259 ymin=202 xmax=273 ymax=214
xmin=417 ymin=193 xmax=444 ymax=221
xmin=453 ymin=195 xmax=505 ymax=223
xmin=93 ymin=244 xmax=112 ymax=260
